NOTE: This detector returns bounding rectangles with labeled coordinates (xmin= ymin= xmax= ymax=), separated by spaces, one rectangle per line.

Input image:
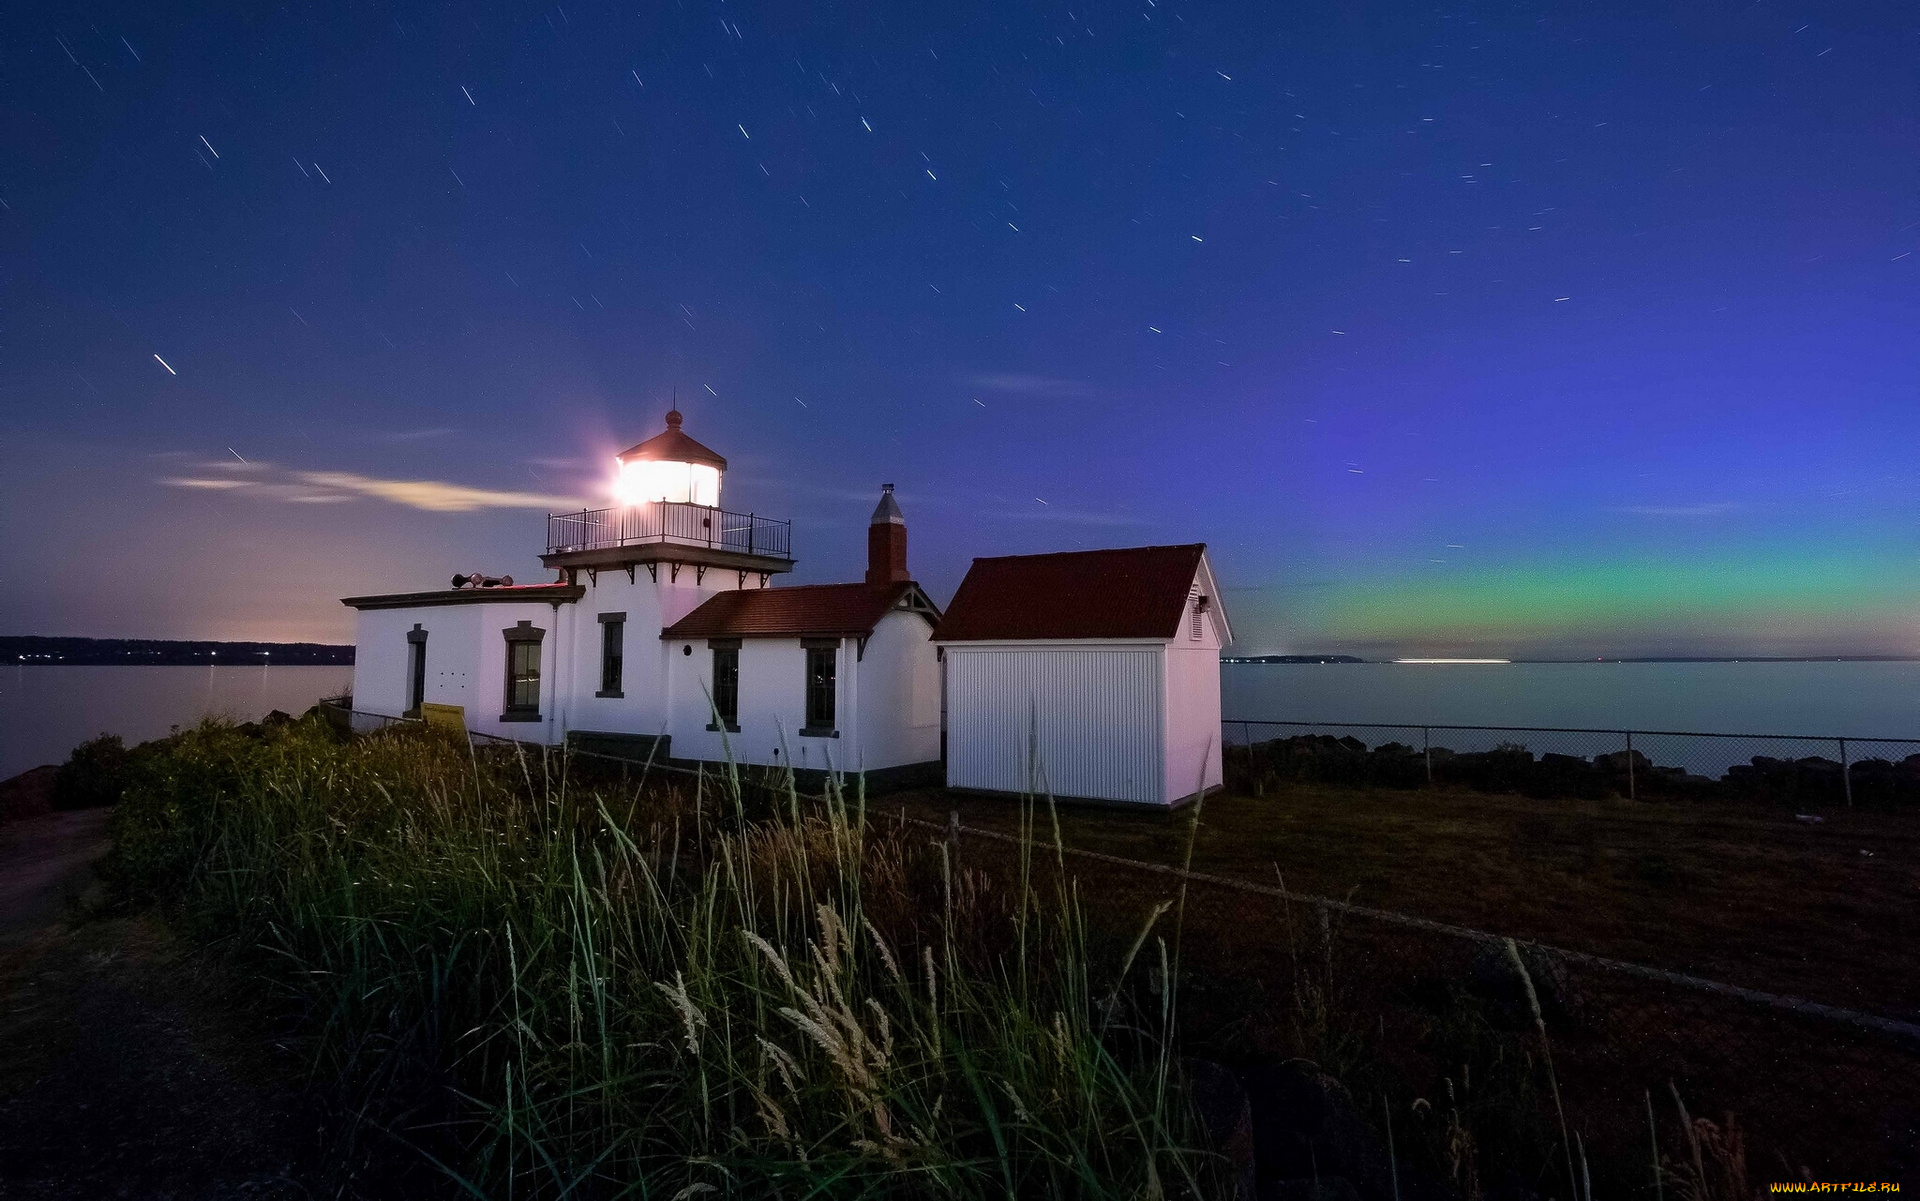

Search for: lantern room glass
xmin=614 ymin=458 xmax=721 ymax=507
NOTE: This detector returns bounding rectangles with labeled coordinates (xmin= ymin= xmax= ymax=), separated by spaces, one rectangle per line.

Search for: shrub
xmin=52 ymin=733 xmax=131 ymax=810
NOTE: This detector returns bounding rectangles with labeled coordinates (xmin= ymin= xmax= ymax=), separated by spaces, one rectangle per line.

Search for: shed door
xmin=946 ymin=648 xmax=1164 ymax=804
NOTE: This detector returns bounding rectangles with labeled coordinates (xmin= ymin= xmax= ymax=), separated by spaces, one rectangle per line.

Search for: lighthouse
xmin=341 ymin=409 xmax=945 ymax=790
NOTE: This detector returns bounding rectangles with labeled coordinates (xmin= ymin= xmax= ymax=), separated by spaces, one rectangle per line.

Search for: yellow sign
xmin=420 ymin=703 xmax=467 ymax=734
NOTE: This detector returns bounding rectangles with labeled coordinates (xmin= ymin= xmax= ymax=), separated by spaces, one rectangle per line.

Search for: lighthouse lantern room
xmin=614 ymin=409 xmax=724 ymax=507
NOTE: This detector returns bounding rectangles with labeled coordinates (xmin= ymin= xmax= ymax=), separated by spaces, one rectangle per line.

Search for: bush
xmin=53 ymin=733 xmax=131 ymax=810
xmin=1227 ymin=734 xmax=1915 ymax=807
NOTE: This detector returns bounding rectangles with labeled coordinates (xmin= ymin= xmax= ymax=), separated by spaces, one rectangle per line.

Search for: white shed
xmin=933 ymin=544 xmax=1230 ymax=807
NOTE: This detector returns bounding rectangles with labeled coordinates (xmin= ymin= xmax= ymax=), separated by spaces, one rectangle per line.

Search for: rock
xmin=1538 ymin=753 xmax=1590 ymax=770
xmin=1184 ymin=1058 xmax=1257 ymax=1201
xmin=1593 ymin=749 xmax=1650 ymax=773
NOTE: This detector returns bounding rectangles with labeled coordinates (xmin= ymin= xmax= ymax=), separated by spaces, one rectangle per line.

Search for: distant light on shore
xmin=1394 ymin=657 xmax=1511 ymax=664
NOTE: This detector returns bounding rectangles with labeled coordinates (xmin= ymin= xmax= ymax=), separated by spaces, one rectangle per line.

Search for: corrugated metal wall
xmin=945 ymin=647 xmax=1165 ymax=804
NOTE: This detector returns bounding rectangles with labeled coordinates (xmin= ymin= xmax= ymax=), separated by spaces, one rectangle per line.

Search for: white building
xmin=932 ymin=545 xmax=1230 ymax=807
xmin=342 ymin=412 xmax=944 ymax=789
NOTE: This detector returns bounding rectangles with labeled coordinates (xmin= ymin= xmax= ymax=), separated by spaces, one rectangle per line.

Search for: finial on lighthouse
xmin=665 ymin=409 xmax=683 ymax=430
xmin=866 ymin=484 xmax=909 ymax=583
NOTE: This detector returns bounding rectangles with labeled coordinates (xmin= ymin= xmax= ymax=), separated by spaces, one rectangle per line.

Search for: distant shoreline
xmin=4 ymin=636 xmax=354 ymax=667
xmin=1223 ymin=655 xmax=1920 ymax=665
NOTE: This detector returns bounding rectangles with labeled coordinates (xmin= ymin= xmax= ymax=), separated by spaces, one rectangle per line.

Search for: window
xmin=710 ymin=640 xmax=739 ymax=730
xmin=507 ymin=642 xmax=541 ymax=713
xmin=803 ymin=641 xmax=837 ymax=734
xmin=598 ymin=613 xmax=625 ymax=697
xmin=406 ymin=624 xmax=428 ymax=715
xmin=501 ymin=621 xmax=545 ymax=721
xmin=1191 ymin=592 xmax=1209 ymax=641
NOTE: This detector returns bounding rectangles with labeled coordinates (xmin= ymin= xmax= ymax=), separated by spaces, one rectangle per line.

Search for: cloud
xmin=1611 ymin=502 xmax=1742 ymax=518
xmin=971 ymin=373 xmax=1095 ymax=397
xmin=161 ymin=476 xmax=251 ymax=490
xmin=160 ymin=460 xmax=580 ymax=513
xmin=161 ymin=475 xmax=356 ymax=504
xmin=296 ymin=470 xmax=577 ymax=512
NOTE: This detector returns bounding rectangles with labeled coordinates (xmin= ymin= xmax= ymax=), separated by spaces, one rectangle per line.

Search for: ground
xmin=884 ymin=782 xmax=1920 ymax=1017
xmin=881 ymin=782 xmax=1920 ymax=1181
xmin=0 ymin=809 xmax=323 ymax=1200
xmin=3 ymin=776 xmax=1913 ymax=1190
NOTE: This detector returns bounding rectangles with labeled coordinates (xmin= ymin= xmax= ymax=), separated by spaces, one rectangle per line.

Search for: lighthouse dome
xmin=614 ymin=410 xmax=726 ymax=507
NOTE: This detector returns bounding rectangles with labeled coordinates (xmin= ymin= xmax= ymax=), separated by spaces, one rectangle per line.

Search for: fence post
xmin=1424 ymin=727 xmax=1432 ymax=785
xmin=1839 ymin=737 xmax=1852 ymax=808
xmin=1626 ymin=731 xmax=1636 ymax=801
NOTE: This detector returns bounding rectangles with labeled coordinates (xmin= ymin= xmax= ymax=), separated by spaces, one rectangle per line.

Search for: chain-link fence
xmin=316 ymin=698 xmax=422 ymax=736
xmin=919 ymin=815 xmax=1920 ymax=1187
xmin=1225 ymin=719 xmax=1920 ymax=807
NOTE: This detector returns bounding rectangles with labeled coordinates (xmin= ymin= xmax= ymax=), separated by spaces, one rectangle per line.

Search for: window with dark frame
xmin=406 ymin=625 xmax=427 ymax=715
xmin=507 ymin=642 xmax=541 ymax=712
xmin=501 ymin=621 xmax=544 ymax=720
xmin=803 ymin=642 xmax=836 ymax=733
xmin=710 ymin=641 xmax=739 ymax=729
xmin=599 ymin=615 xmax=624 ymax=696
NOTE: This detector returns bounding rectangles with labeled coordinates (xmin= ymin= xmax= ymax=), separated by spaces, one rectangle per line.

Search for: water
xmin=9 ymin=661 xmax=1917 ymax=784
xmin=0 ymin=665 xmax=354 ymax=781
xmin=1222 ymin=661 xmax=1920 ymax=779
xmin=1222 ymin=660 xmax=1920 ymax=737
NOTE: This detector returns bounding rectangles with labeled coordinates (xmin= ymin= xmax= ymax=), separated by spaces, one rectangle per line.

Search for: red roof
xmin=617 ymin=410 xmax=727 ymax=469
xmin=662 ymin=581 xmax=930 ymax=639
xmin=931 ymin=544 xmax=1207 ymax=642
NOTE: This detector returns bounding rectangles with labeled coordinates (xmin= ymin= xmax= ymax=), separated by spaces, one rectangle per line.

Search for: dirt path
xmin=0 ymin=808 xmax=328 ymax=1200
xmin=0 ymin=810 xmax=113 ymax=949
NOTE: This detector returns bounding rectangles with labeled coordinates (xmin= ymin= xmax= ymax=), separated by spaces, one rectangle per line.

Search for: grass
xmin=888 ymin=782 xmax=1920 ymax=1187
xmin=102 ymin=716 xmax=1221 ymax=1199
xmin=89 ymin=718 xmax=1920 ymax=1194
xmin=889 ymin=782 xmax=1920 ymax=1017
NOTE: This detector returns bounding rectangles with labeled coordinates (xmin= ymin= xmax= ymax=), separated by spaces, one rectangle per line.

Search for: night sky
xmin=4 ymin=0 xmax=1917 ymax=658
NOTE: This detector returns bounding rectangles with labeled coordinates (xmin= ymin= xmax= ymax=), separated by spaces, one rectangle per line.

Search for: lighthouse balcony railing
xmin=546 ymin=502 xmax=792 ymax=560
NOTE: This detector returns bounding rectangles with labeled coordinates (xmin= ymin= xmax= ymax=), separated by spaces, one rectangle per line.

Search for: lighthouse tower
xmin=530 ymin=409 xmax=795 ymax=751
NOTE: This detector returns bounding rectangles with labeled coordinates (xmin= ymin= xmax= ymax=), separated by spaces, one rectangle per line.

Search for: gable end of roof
xmin=931 ymin=544 xmax=1211 ymax=642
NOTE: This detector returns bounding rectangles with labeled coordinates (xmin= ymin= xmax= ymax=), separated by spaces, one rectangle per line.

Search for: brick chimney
xmin=866 ymin=484 xmax=909 ymax=584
